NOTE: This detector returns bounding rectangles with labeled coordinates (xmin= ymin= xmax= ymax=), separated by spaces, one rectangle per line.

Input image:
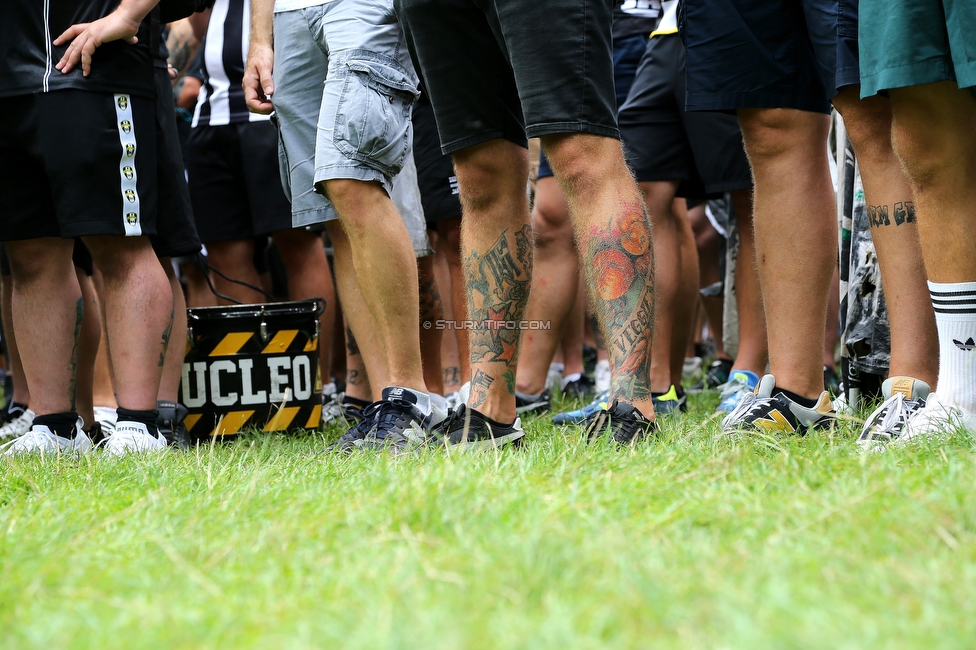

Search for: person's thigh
xmin=398 ymin=0 xmax=525 ymax=154
xmin=271 ymin=9 xmax=340 ymax=228
xmin=801 ymin=0 xmax=859 ymax=99
xmin=238 ymin=121 xmax=294 ymax=237
xmin=682 ymin=0 xmax=830 ymax=113
xmin=491 ymin=0 xmax=618 ymax=140
xmin=151 ymin=67 xmax=202 ymax=258
xmin=618 ymin=35 xmax=697 ymax=189
xmin=860 ymin=0 xmax=976 ymax=97
xmin=186 ymin=125 xmax=253 ymax=242
xmin=39 ymin=90 xmax=158 ymax=238
xmin=613 ymin=34 xmax=652 ymax=110
xmin=313 ymin=0 xmax=419 ymax=191
xmin=0 ymin=95 xmax=60 ymax=241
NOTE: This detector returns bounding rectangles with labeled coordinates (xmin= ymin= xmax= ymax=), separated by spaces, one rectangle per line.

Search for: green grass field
xmin=2 ymin=392 xmax=975 ymax=649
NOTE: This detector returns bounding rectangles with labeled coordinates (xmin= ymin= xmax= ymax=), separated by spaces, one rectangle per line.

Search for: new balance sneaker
xmin=328 ymin=407 xmax=378 ymax=453
xmin=715 ymin=370 xmax=760 ymax=415
xmin=363 ymin=400 xmax=434 ymax=455
xmin=0 ymin=408 xmax=35 ymax=440
xmin=594 ymin=359 xmax=611 ymax=394
xmin=898 ymin=392 xmax=976 ymax=444
xmin=515 ymin=389 xmax=550 ymax=415
xmin=104 ymin=421 xmax=167 ymax=457
xmin=858 ymin=377 xmax=930 ymax=450
xmin=688 ymin=358 xmax=733 ymax=393
xmin=561 ymin=373 xmax=596 ymax=401
xmin=430 ymin=405 xmax=525 ymax=449
xmin=2 ymin=420 xmax=91 ymax=456
xmin=584 ymin=400 xmax=656 ymax=445
xmin=551 ymin=391 xmax=610 ymax=426
xmin=652 ymin=385 xmax=687 ymax=418
xmin=721 ymin=374 xmax=836 ymax=434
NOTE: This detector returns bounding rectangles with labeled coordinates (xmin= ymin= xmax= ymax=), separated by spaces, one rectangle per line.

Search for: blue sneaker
xmin=551 ymin=391 xmax=610 ymax=426
xmin=715 ymin=370 xmax=760 ymax=415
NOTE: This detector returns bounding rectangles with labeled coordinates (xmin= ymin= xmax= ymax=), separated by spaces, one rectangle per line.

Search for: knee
xmin=541 ymin=133 xmax=624 ymax=194
xmin=835 ymin=97 xmax=895 ymax=164
xmin=6 ymin=239 xmax=72 ymax=285
xmin=738 ymin=108 xmax=829 ymax=163
xmin=275 ymin=231 xmax=325 ymax=272
xmin=319 ymin=178 xmax=387 ymax=230
xmin=85 ymin=236 xmax=158 ymax=281
xmin=453 ymin=143 xmax=529 ymax=214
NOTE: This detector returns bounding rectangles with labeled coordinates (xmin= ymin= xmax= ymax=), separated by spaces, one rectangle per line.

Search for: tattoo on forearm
xmin=468 ymin=369 xmax=495 ymax=408
xmin=464 ymin=225 xmax=533 ymax=401
xmin=582 ymin=202 xmax=654 ymax=401
xmin=867 ymin=201 xmax=915 ymax=228
xmin=165 ymin=20 xmax=200 ymax=81
xmin=68 ymin=297 xmax=84 ymax=410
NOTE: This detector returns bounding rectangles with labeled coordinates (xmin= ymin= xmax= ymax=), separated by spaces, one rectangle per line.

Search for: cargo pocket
xmin=333 ymin=55 xmax=420 ymax=178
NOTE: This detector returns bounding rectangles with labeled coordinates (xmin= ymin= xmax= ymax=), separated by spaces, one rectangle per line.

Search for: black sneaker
xmin=515 ymin=389 xmax=550 ymax=415
xmin=561 ymin=374 xmax=596 ymax=401
xmin=430 ymin=405 xmax=525 ymax=449
xmin=328 ymin=409 xmax=378 ymax=453
xmin=688 ymin=358 xmax=733 ymax=393
xmin=584 ymin=400 xmax=657 ymax=445
xmin=157 ymin=401 xmax=189 ymax=449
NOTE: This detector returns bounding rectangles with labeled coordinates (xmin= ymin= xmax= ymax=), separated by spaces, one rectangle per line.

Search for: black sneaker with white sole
xmin=515 ymin=390 xmax=550 ymax=415
xmin=721 ymin=374 xmax=837 ymax=434
xmin=430 ymin=405 xmax=525 ymax=449
xmin=584 ymin=400 xmax=657 ymax=445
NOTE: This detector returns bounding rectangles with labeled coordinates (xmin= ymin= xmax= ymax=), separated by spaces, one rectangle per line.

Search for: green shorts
xmin=859 ymin=0 xmax=976 ymax=97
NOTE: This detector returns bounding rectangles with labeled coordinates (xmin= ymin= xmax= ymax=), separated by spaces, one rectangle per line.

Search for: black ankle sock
xmin=34 ymin=412 xmax=79 ymax=439
xmin=116 ymin=407 xmax=160 ymax=436
xmin=776 ymin=388 xmax=818 ymax=409
xmin=342 ymin=396 xmax=371 ymax=409
xmin=480 ymin=411 xmax=516 ymax=429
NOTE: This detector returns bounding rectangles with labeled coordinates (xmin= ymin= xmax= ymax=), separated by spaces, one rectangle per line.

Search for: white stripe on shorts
xmin=114 ymin=93 xmax=142 ymax=236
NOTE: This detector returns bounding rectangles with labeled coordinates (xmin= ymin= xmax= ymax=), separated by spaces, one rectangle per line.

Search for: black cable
xmin=195 ymin=252 xmax=275 ymax=305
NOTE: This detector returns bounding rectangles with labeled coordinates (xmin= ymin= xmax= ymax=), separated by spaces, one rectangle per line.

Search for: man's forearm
xmin=250 ymin=0 xmax=275 ymax=47
xmin=117 ymin=0 xmax=163 ymax=25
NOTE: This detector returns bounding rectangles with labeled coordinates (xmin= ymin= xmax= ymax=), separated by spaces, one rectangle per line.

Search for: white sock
xmin=930 ymin=280 xmax=976 ymax=413
xmin=560 ymin=372 xmax=582 ymax=390
xmin=384 ymin=386 xmax=432 ymax=416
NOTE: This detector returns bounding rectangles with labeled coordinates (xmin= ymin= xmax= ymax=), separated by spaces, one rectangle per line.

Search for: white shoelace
xmin=862 ymin=393 xmax=919 ymax=442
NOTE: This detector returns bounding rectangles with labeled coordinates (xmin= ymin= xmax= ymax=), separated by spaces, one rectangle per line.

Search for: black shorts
xmin=152 ymin=67 xmax=202 ymax=258
xmin=0 ymin=90 xmax=157 ymax=240
xmin=413 ymin=94 xmax=461 ymax=225
xmin=681 ymin=0 xmax=860 ymax=114
xmin=186 ymin=120 xmax=293 ymax=242
xmin=537 ymin=31 xmax=650 ymax=180
xmin=618 ymin=34 xmax=752 ymax=198
xmin=396 ymin=0 xmax=618 ymax=154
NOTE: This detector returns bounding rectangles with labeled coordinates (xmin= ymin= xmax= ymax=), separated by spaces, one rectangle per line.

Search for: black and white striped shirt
xmin=192 ymin=0 xmax=268 ymax=126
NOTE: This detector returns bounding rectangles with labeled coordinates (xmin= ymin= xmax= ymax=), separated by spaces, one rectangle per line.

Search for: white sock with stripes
xmin=930 ymin=281 xmax=976 ymax=413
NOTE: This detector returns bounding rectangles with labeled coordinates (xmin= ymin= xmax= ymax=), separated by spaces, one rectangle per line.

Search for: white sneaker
xmin=858 ymin=377 xmax=930 ymax=451
xmin=595 ymin=359 xmax=611 ymax=394
xmin=0 ymin=408 xmax=35 ymax=440
xmin=104 ymin=421 xmax=166 ymax=457
xmin=2 ymin=420 xmax=91 ymax=456
xmin=898 ymin=392 xmax=976 ymax=445
xmin=93 ymin=405 xmax=118 ymax=437
xmin=321 ymin=392 xmax=347 ymax=425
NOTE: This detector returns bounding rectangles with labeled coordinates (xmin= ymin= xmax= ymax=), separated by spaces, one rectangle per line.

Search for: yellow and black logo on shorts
xmin=125 ymin=143 xmax=135 ymax=158
xmin=126 ymin=212 xmax=138 ymax=225
xmin=124 ymin=189 xmax=137 ymax=203
xmin=120 ymin=120 xmax=132 ymax=134
xmin=123 ymin=166 xmax=134 ymax=180
xmin=117 ymin=95 xmax=129 ymax=111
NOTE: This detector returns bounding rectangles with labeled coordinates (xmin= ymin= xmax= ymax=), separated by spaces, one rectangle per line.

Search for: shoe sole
xmin=445 ymin=430 xmax=525 ymax=450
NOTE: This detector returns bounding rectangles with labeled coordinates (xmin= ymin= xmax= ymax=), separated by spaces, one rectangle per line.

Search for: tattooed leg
xmin=453 ymin=140 xmax=532 ymax=422
xmin=4 ymin=237 xmax=79 ymax=415
xmin=542 ymin=133 xmax=656 ymax=416
xmin=418 ymin=254 xmax=445 ymax=395
xmin=832 ymin=87 xmax=938 ymax=386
